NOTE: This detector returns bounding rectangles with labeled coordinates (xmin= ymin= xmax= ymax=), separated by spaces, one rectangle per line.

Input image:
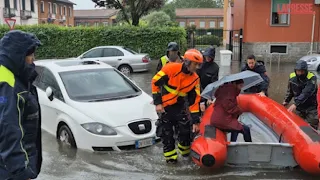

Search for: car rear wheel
xmin=118 ymin=65 xmax=132 ymax=74
xmin=57 ymin=125 xmax=77 ymax=148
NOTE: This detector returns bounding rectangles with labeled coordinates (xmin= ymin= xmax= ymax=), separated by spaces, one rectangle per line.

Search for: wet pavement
xmin=38 ymin=60 xmax=318 ymax=180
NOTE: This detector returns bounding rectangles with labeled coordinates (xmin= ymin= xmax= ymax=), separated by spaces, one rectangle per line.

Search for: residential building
xmin=226 ymin=0 xmax=320 ymax=62
xmin=0 ymin=0 xmax=39 ymax=26
xmin=74 ymin=9 xmax=118 ymax=27
xmin=38 ymin=0 xmax=75 ymax=26
xmin=175 ymin=8 xmax=224 ymax=29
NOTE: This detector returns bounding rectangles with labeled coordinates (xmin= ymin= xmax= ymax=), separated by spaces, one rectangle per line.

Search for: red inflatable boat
xmin=190 ymin=94 xmax=320 ymax=174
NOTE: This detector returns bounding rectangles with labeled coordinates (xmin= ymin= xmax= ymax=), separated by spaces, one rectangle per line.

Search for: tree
xmin=143 ymin=11 xmax=171 ymax=27
xmin=92 ymin=0 xmax=165 ymax=26
xmin=172 ymin=0 xmax=223 ymax=8
xmin=162 ymin=2 xmax=176 ymax=20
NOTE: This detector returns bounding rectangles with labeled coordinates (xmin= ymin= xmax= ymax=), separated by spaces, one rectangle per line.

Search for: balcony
xmin=3 ymin=7 xmax=16 ymax=18
xmin=20 ymin=10 xmax=32 ymax=20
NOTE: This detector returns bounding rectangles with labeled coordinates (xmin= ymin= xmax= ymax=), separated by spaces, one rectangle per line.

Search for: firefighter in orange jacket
xmin=151 ymin=49 xmax=203 ymax=164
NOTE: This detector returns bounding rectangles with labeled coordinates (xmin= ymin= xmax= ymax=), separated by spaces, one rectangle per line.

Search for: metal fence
xmin=187 ymin=28 xmax=243 ymax=62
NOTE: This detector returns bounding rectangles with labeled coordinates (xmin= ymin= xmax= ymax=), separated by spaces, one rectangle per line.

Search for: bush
xmin=0 ymin=24 xmax=187 ymax=59
xmin=143 ymin=11 xmax=172 ymax=27
xmin=195 ymin=34 xmax=222 ymax=47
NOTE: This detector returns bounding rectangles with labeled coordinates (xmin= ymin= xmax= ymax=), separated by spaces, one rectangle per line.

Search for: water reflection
xmin=38 ymin=60 xmax=319 ymax=179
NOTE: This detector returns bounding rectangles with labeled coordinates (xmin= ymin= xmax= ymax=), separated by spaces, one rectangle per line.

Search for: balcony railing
xmin=3 ymin=7 xmax=16 ymax=18
xmin=20 ymin=10 xmax=32 ymax=20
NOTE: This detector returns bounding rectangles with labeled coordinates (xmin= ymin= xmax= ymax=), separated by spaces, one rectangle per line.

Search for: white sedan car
xmin=299 ymin=54 xmax=320 ymax=71
xmin=77 ymin=46 xmax=152 ymax=74
xmin=34 ymin=59 xmax=158 ymax=152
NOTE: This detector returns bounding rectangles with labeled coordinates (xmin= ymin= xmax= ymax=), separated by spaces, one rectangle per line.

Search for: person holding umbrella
xmin=202 ymin=70 xmax=264 ymax=142
xmin=210 ymin=79 xmax=252 ymax=142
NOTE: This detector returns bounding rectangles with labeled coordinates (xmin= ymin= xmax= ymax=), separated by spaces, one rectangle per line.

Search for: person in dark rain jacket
xmin=210 ymin=79 xmax=252 ymax=142
xmin=197 ymin=47 xmax=219 ymax=112
xmin=0 ymin=30 xmax=42 ymax=180
xmin=241 ymin=55 xmax=270 ymax=96
xmin=283 ymin=60 xmax=318 ymax=130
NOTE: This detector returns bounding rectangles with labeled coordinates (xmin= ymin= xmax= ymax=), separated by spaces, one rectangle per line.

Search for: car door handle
xmin=118 ymin=59 xmax=122 ymax=61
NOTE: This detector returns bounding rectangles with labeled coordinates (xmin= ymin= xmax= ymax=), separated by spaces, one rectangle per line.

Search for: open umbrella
xmin=201 ymin=70 xmax=264 ymax=100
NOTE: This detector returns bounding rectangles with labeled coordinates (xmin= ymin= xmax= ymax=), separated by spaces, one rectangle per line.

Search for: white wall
xmin=0 ymin=0 xmax=39 ymax=26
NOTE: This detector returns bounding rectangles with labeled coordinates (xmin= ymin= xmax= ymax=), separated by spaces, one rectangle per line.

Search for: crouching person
xmin=210 ymin=79 xmax=252 ymax=142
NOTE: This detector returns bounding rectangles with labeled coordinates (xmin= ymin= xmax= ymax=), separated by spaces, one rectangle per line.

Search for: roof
xmin=35 ymin=59 xmax=113 ymax=73
xmin=56 ymin=0 xmax=76 ymax=5
xmin=74 ymin=9 xmax=119 ymax=18
xmin=175 ymin=8 xmax=224 ymax=17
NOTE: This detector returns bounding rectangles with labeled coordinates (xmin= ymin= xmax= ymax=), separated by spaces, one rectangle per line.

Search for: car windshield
xmin=123 ymin=47 xmax=138 ymax=54
xmin=59 ymin=68 xmax=141 ymax=102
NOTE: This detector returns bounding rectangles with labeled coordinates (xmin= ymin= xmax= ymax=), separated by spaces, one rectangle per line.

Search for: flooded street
xmin=38 ymin=60 xmax=318 ymax=180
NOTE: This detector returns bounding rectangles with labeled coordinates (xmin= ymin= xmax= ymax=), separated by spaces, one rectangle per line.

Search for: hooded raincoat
xmin=210 ymin=83 xmax=243 ymax=131
xmin=0 ymin=30 xmax=42 ymax=180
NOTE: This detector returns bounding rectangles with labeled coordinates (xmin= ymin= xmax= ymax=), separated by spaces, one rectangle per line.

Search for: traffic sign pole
xmin=5 ymin=18 xmax=16 ymax=30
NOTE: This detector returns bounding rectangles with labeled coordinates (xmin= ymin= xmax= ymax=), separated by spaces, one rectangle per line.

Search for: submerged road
xmin=37 ymin=60 xmax=317 ymax=179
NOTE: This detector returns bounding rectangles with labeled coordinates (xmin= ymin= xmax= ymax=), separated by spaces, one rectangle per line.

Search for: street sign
xmin=5 ymin=18 xmax=16 ymax=30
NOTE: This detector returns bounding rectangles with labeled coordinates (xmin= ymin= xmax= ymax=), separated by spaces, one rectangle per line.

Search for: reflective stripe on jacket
xmin=151 ymin=63 xmax=201 ymax=124
xmin=284 ymin=71 xmax=317 ymax=111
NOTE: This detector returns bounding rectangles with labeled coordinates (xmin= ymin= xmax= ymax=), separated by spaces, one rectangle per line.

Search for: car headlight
xmin=81 ymin=123 xmax=117 ymax=135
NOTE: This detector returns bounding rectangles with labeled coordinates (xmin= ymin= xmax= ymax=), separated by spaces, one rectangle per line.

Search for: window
xmin=219 ymin=21 xmax=224 ymax=28
xmin=14 ymin=0 xmax=17 ymax=9
xmin=83 ymin=48 xmax=103 ymax=58
xmin=94 ymin=22 xmax=100 ymax=26
xmin=271 ymin=0 xmax=290 ymax=25
xmin=306 ymin=57 xmax=317 ymax=63
xmin=64 ymin=6 xmax=66 ymax=15
xmin=200 ymin=21 xmax=206 ymax=28
xmin=34 ymin=66 xmax=44 ymax=87
xmin=179 ymin=21 xmax=185 ymax=27
xmin=53 ymin=3 xmax=57 ymax=14
xmin=189 ymin=21 xmax=195 ymax=26
xmin=40 ymin=1 xmax=44 ymax=13
xmin=60 ymin=6 xmax=63 ymax=15
xmin=4 ymin=0 xmax=9 ymax=8
xmin=103 ymin=48 xmax=124 ymax=57
xmin=30 ymin=0 xmax=35 ymax=12
xmin=22 ymin=0 xmax=26 ymax=10
xmin=48 ymin=2 xmax=52 ymax=13
xmin=37 ymin=67 xmax=64 ymax=101
xmin=103 ymin=22 xmax=108 ymax=26
xmin=68 ymin=7 xmax=72 ymax=17
xmin=210 ymin=21 xmax=216 ymax=28
xmin=59 ymin=69 xmax=141 ymax=102
xmin=123 ymin=47 xmax=138 ymax=54
xmin=269 ymin=44 xmax=288 ymax=54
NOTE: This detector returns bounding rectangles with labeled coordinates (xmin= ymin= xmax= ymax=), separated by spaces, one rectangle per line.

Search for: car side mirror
xmin=46 ymin=87 xmax=54 ymax=101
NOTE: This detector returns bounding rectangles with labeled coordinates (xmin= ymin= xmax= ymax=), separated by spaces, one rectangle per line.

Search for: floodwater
xmin=38 ymin=60 xmax=318 ymax=180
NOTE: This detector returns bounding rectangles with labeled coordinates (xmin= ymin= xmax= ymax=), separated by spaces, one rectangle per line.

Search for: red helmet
xmin=183 ymin=49 xmax=203 ymax=63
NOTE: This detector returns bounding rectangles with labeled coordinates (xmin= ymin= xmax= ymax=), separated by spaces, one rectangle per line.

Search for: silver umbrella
xmin=201 ymin=70 xmax=264 ymax=100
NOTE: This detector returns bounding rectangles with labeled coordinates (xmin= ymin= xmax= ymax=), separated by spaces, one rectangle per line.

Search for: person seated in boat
xmin=210 ymin=79 xmax=252 ymax=142
xmin=283 ymin=60 xmax=319 ymax=130
xmin=241 ymin=54 xmax=270 ymax=97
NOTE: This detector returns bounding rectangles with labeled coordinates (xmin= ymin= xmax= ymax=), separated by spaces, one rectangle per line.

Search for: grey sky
xmin=72 ymin=0 xmax=174 ymax=10
xmin=72 ymin=0 xmax=96 ymax=10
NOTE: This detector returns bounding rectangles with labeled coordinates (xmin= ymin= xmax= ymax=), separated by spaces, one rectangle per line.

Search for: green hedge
xmin=0 ymin=25 xmax=187 ymax=59
xmin=195 ymin=35 xmax=222 ymax=47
